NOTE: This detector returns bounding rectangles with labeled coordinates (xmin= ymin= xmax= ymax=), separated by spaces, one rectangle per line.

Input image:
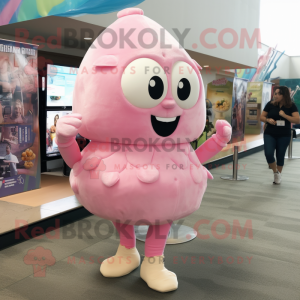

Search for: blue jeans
xmin=263 ymin=134 xmax=291 ymax=166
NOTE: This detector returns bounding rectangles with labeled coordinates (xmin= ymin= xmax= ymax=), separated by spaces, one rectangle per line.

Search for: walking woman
xmin=260 ymin=86 xmax=300 ymax=184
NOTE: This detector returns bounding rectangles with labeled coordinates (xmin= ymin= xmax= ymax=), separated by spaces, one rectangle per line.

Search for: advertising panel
xmin=0 ymin=39 xmax=40 ymax=197
xmin=206 ymin=78 xmax=233 ymax=135
xmin=230 ymin=77 xmax=248 ymax=143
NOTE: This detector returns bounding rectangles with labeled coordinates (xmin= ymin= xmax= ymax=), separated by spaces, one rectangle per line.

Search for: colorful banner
xmin=0 ymin=0 xmax=145 ymax=26
xmin=262 ymin=82 xmax=272 ymax=109
xmin=235 ymin=46 xmax=285 ymax=83
xmin=230 ymin=78 xmax=248 ymax=143
xmin=244 ymin=82 xmax=272 ymax=135
xmin=0 ymin=38 xmax=40 ymax=197
xmin=191 ymin=77 xmax=249 ymax=150
xmin=279 ymin=79 xmax=300 ymax=112
xmin=206 ymin=78 xmax=233 ymax=135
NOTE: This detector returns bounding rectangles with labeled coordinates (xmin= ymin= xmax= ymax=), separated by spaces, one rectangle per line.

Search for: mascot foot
xmin=140 ymin=256 xmax=178 ymax=292
xmin=100 ymin=244 xmax=140 ymax=277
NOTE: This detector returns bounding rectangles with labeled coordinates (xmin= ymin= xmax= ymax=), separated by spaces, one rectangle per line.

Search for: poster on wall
xmin=206 ymin=78 xmax=233 ymax=137
xmin=279 ymin=79 xmax=300 ymax=112
xmin=244 ymin=82 xmax=272 ymax=135
xmin=230 ymin=78 xmax=248 ymax=143
xmin=46 ymin=110 xmax=71 ymax=157
xmin=0 ymin=39 xmax=40 ymax=197
xmin=245 ymin=82 xmax=262 ymax=135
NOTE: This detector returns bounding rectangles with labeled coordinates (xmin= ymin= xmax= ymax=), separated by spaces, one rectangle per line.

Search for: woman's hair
xmin=271 ymin=85 xmax=279 ymax=99
xmin=272 ymin=86 xmax=293 ymax=108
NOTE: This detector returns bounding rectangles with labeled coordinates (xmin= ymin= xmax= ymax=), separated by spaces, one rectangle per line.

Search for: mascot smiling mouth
xmin=151 ymin=115 xmax=181 ymax=137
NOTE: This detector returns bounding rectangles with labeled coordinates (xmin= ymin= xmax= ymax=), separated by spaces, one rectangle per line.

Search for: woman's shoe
xmin=273 ymin=171 xmax=281 ymax=184
xmin=100 ymin=244 xmax=140 ymax=277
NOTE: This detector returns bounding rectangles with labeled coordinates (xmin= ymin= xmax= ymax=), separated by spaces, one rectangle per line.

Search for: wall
xmin=200 ymin=70 xmax=218 ymax=96
xmin=289 ymin=57 xmax=300 ymax=78
xmin=72 ymin=0 xmax=260 ymax=68
xmin=270 ymin=52 xmax=290 ymax=79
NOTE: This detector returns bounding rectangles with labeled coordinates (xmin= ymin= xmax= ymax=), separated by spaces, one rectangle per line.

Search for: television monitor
xmin=46 ymin=110 xmax=72 ymax=158
xmin=46 ymin=64 xmax=78 ymax=107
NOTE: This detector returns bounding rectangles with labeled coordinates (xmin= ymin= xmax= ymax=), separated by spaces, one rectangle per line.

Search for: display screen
xmin=46 ymin=64 xmax=78 ymax=107
xmin=46 ymin=110 xmax=71 ymax=157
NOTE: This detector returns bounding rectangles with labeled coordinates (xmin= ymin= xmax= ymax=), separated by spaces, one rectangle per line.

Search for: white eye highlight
xmin=172 ymin=61 xmax=200 ymax=109
xmin=121 ymin=58 xmax=168 ymax=108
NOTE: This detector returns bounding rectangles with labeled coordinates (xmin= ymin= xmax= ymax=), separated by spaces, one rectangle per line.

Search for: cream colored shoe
xmin=140 ymin=255 xmax=178 ymax=292
xmin=100 ymin=244 xmax=140 ymax=277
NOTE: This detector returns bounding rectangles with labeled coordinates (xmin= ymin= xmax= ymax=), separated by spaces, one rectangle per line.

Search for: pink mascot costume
xmin=56 ymin=8 xmax=231 ymax=293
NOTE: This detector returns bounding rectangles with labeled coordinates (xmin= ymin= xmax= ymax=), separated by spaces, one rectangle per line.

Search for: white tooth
xmin=155 ymin=116 xmax=176 ymax=122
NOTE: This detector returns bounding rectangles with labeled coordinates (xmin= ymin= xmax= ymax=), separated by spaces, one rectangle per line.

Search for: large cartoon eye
xmin=121 ymin=58 xmax=168 ymax=108
xmin=172 ymin=61 xmax=200 ymax=109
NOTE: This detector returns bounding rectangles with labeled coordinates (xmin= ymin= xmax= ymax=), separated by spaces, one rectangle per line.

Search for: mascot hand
xmin=56 ymin=113 xmax=82 ymax=144
xmin=215 ymin=120 xmax=232 ymax=144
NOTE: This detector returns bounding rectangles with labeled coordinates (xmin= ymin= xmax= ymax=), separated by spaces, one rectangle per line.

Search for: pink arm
xmin=195 ymin=120 xmax=232 ymax=164
xmin=55 ymin=138 xmax=82 ymax=169
xmin=195 ymin=134 xmax=224 ymax=164
xmin=55 ymin=113 xmax=82 ymax=168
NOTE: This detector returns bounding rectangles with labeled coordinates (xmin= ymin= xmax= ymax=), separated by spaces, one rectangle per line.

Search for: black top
xmin=263 ymin=101 xmax=298 ymax=137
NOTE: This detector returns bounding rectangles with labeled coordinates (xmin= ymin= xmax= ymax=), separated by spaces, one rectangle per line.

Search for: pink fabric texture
xmin=56 ymin=8 xmax=232 ymax=226
xmin=113 ymin=222 xmax=172 ymax=257
xmin=113 ymin=222 xmax=136 ymax=249
xmin=144 ymin=223 xmax=172 ymax=257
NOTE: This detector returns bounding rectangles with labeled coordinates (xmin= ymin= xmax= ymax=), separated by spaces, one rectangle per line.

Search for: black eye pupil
xmin=148 ymin=76 xmax=164 ymax=100
xmin=177 ymin=78 xmax=191 ymax=101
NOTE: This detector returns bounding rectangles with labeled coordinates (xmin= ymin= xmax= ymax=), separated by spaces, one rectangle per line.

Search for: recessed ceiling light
xmin=84 ymin=37 xmax=92 ymax=40
xmin=203 ymin=65 xmax=209 ymax=68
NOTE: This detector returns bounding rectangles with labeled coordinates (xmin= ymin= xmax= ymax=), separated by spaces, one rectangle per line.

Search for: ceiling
xmin=260 ymin=0 xmax=300 ymax=56
xmin=0 ymin=16 xmax=253 ymax=70
xmin=0 ymin=16 xmax=105 ymax=57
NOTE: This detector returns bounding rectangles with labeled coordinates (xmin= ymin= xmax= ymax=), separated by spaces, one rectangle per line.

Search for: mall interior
xmin=0 ymin=0 xmax=300 ymax=299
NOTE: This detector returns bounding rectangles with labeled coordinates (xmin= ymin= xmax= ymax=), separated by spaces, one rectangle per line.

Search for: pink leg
xmin=113 ymin=222 xmax=136 ymax=249
xmin=145 ymin=222 xmax=172 ymax=257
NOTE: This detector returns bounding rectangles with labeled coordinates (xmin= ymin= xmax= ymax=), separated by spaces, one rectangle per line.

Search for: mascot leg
xmin=140 ymin=222 xmax=178 ymax=292
xmin=100 ymin=222 xmax=140 ymax=277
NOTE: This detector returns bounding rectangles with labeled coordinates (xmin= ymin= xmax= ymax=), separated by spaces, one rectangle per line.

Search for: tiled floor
xmin=0 ymin=143 xmax=299 ymax=299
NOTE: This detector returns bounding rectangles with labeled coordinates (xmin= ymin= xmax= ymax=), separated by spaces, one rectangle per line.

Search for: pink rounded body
xmin=70 ymin=142 xmax=208 ymax=225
